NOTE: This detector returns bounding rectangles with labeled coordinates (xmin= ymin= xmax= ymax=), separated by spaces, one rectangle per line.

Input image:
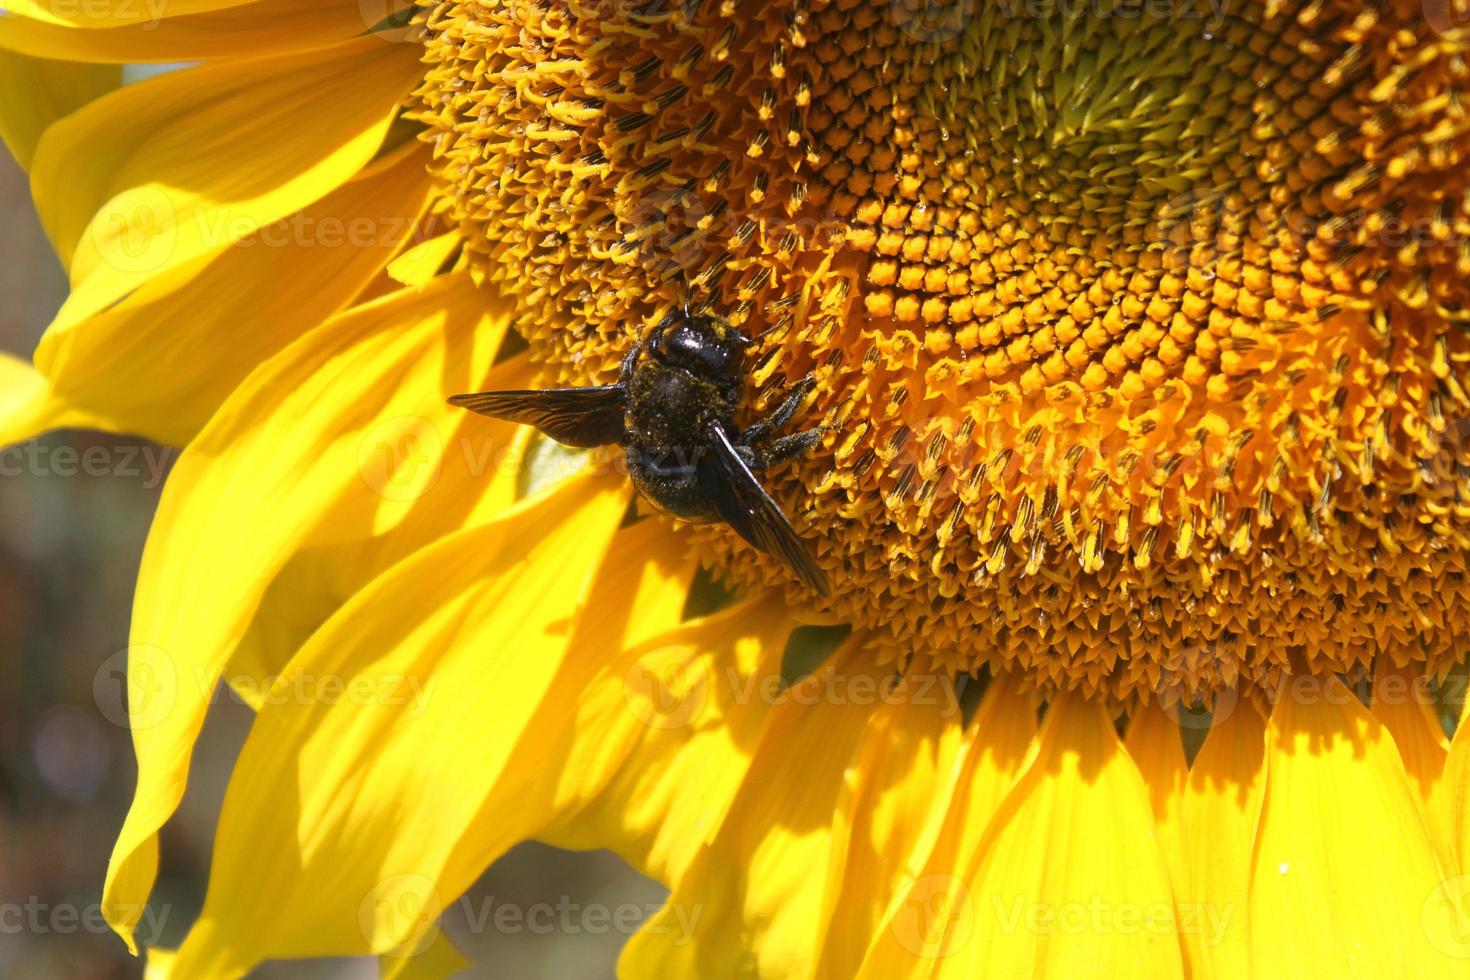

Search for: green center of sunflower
xmin=936 ymin=1 xmax=1245 ymax=201
xmin=414 ymin=0 xmax=1470 ymax=707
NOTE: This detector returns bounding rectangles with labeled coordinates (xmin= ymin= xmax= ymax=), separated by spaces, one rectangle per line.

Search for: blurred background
xmin=0 ymin=145 xmax=662 ymax=977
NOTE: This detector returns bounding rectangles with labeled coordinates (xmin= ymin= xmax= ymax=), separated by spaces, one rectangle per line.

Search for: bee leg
xmin=748 ymin=426 xmax=825 ymax=471
xmin=619 ymin=341 xmax=641 ymax=386
xmin=744 ymin=375 xmax=816 ymax=443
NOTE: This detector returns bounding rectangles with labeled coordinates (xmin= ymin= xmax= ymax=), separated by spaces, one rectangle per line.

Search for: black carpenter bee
xmin=448 ymin=308 xmax=831 ymax=595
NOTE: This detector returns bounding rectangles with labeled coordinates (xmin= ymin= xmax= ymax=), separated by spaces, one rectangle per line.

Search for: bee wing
xmin=700 ymin=419 xmax=830 ymax=596
xmin=448 ymin=386 xmax=626 ymax=448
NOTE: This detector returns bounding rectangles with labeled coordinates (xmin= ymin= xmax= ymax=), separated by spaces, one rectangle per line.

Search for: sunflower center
xmin=929 ymin=1 xmax=1244 ymax=215
xmin=415 ymin=0 xmax=1470 ymax=706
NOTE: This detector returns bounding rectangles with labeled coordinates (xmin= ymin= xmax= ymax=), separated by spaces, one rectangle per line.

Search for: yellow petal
xmin=168 ymin=474 xmax=627 ymax=975
xmin=143 ymin=948 xmax=177 ymax=980
xmin=7 ymin=0 xmax=258 ymax=25
xmin=0 ymin=353 xmax=53 ymax=446
xmin=39 ymin=142 xmax=434 ymax=446
xmin=408 ymin=513 xmax=712 ymax=886
xmin=1181 ymin=700 xmax=1266 ymax=980
xmin=388 ymin=232 xmax=463 ymax=287
xmin=1124 ymin=704 xmax=1191 ymax=961
xmin=1250 ymin=676 xmax=1464 ymax=978
xmin=0 ymin=51 xmax=119 ymax=169
xmin=1449 ymin=714 xmax=1470 ymax=877
xmin=103 ymin=274 xmax=508 ymax=952
xmin=0 ymin=351 xmax=105 ymax=445
xmin=0 ymin=2 xmax=400 ymax=62
xmin=379 ymin=921 xmax=470 ymax=980
xmin=854 ymin=673 xmax=1037 ymax=978
xmin=227 ymin=501 xmax=692 ymax=929
xmin=540 ymin=592 xmax=795 ymax=884
xmin=620 ymin=643 xmax=882 ymax=979
xmin=31 ymin=35 xmax=420 ymax=332
xmin=225 ymin=357 xmax=538 ymax=705
xmin=1372 ymin=659 xmax=1452 ymax=861
xmin=934 ymin=692 xmax=1185 ymax=979
xmin=814 ymin=679 xmax=968 ymax=980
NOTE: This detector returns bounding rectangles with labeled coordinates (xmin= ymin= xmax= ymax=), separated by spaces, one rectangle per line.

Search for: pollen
xmin=415 ymin=0 xmax=1470 ymax=706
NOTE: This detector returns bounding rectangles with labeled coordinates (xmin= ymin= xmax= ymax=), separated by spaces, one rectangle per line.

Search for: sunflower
xmin=5 ymin=0 xmax=1470 ymax=975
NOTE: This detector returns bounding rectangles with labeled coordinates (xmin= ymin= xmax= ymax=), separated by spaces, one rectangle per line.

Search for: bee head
xmin=647 ymin=309 xmax=749 ymax=380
